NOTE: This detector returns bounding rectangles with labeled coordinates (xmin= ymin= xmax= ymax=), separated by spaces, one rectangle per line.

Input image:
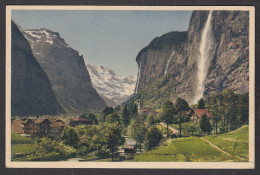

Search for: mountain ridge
xmin=87 ymin=64 xmax=136 ymax=106
xmin=11 ymin=21 xmax=64 ymax=116
xmin=22 ymin=28 xmax=107 ymax=114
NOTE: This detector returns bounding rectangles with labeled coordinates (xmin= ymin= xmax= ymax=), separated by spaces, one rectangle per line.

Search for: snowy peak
xmin=23 ymin=28 xmax=70 ymax=49
xmin=87 ymin=64 xmax=137 ymax=106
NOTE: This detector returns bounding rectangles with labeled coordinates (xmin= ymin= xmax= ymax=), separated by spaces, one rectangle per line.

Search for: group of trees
xmin=61 ymin=123 xmax=123 ymax=161
xmin=208 ymin=89 xmax=249 ymax=133
xmin=161 ymin=97 xmax=189 ymax=137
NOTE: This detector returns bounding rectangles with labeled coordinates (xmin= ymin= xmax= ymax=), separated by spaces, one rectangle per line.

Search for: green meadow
xmin=129 ymin=125 xmax=248 ymax=162
xmin=204 ymin=125 xmax=249 ymax=161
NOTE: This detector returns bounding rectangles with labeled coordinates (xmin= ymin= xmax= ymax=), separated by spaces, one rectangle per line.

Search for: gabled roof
xmin=11 ymin=124 xmax=24 ymax=134
xmin=12 ymin=119 xmax=25 ymax=125
xmin=193 ymin=109 xmax=212 ymax=118
xmin=143 ymin=108 xmax=158 ymax=113
xmin=122 ymin=145 xmax=136 ymax=149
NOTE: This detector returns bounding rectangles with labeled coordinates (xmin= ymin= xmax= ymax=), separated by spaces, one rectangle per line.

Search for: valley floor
xmin=127 ymin=125 xmax=248 ymax=162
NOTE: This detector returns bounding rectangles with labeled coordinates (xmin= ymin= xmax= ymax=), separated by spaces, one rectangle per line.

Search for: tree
xmin=61 ymin=127 xmax=79 ymax=148
xmin=175 ymin=98 xmax=189 ymax=137
xmin=144 ymin=126 xmax=163 ymax=150
xmin=127 ymin=100 xmax=138 ymax=117
xmin=197 ymin=98 xmax=205 ymax=109
xmin=146 ymin=113 xmax=155 ymax=126
xmin=181 ymin=123 xmax=190 ymax=136
xmin=208 ymin=93 xmax=223 ymax=133
xmin=199 ymin=114 xmax=212 ymax=135
xmin=161 ymin=101 xmax=175 ymax=137
xmin=188 ymin=123 xmax=200 ymax=135
xmin=105 ymin=112 xmax=121 ymax=124
xmin=122 ymin=105 xmax=130 ymax=126
xmin=222 ymin=89 xmax=238 ymax=131
xmin=237 ymin=92 xmax=249 ymax=126
xmin=103 ymin=123 xmax=122 ymax=161
xmin=102 ymin=107 xmax=114 ymax=121
xmin=128 ymin=119 xmax=147 ymax=151
xmin=133 ymin=103 xmax=138 ymax=116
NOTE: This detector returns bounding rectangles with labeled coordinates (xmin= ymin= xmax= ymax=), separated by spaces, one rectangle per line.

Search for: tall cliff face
xmin=135 ymin=11 xmax=249 ymax=106
xmin=22 ymin=28 xmax=107 ymax=114
xmin=11 ymin=21 xmax=64 ymax=116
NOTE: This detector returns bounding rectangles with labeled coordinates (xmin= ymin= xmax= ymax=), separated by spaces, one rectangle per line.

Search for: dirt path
xmin=200 ymin=137 xmax=232 ymax=157
xmin=200 ymin=137 xmax=246 ymax=161
xmin=160 ymin=122 xmax=179 ymax=134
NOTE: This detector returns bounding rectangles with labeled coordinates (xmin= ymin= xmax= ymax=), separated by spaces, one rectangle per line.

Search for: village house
xmin=138 ymin=99 xmax=158 ymax=117
xmin=190 ymin=109 xmax=213 ymax=123
xmin=122 ymin=137 xmax=137 ymax=154
xmin=142 ymin=108 xmax=158 ymax=117
xmin=69 ymin=116 xmax=93 ymax=127
xmin=122 ymin=145 xmax=137 ymax=154
xmin=11 ymin=118 xmax=66 ymax=136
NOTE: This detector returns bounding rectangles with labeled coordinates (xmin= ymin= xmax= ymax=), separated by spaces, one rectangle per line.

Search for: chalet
xmin=138 ymin=99 xmax=158 ymax=117
xmin=190 ymin=109 xmax=213 ymax=123
xmin=122 ymin=145 xmax=137 ymax=154
xmin=142 ymin=108 xmax=158 ymax=116
xmin=11 ymin=119 xmax=25 ymax=134
xmin=69 ymin=116 xmax=93 ymax=126
xmin=11 ymin=118 xmax=66 ymax=136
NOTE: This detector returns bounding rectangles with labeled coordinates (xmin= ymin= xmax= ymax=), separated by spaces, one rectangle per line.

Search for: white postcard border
xmin=5 ymin=5 xmax=255 ymax=169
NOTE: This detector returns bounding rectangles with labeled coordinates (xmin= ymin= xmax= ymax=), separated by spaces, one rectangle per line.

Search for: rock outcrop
xmin=135 ymin=11 xmax=249 ymax=106
xmin=22 ymin=28 xmax=107 ymax=114
xmin=11 ymin=21 xmax=64 ymax=116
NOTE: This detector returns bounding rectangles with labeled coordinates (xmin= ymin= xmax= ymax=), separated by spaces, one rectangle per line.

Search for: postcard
xmin=5 ymin=6 xmax=255 ymax=169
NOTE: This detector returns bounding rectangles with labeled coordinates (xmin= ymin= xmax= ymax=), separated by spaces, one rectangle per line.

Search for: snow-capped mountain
xmin=87 ymin=64 xmax=137 ymax=106
xmin=22 ymin=28 xmax=107 ymax=114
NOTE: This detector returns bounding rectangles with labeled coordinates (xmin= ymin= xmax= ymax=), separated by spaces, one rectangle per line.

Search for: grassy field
xmin=11 ymin=132 xmax=31 ymax=142
xmin=13 ymin=144 xmax=35 ymax=154
xmin=204 ymin=125 xmax=248 ymax=161
xmin=11 ymin=132 xmax=34 ymax=160
xmin=129 ymin=125 xmax=248 ymax=162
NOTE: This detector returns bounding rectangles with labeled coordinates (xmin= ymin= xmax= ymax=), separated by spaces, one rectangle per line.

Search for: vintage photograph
xmin=5 ymin=6 xmax=255 ymax=168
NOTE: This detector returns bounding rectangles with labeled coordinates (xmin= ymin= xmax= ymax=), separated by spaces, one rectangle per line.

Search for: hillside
xmin=11 ymin=21 xmax=64 ymax=117
xmin=134 ymin=11 xmax=249 ymax=106
xmin=22 ymin=28 xmax=107 ymax=114
xmin=130 ymin=125 xmax=248 ymax=162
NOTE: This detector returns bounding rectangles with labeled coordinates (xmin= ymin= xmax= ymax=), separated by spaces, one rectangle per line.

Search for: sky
xmin=12 ymin=10 xmax=192 ymax=76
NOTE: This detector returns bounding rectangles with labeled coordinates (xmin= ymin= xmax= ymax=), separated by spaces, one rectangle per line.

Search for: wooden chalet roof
xmin=122 ymin=145 xmax=136 ymax=149
xmin=143 ymin=108 xmax=158 ymax=113
xmin=193 ymin=109 xmax=212 ymax=118
xmin=11 ymin=120 xmax=25 ymax=134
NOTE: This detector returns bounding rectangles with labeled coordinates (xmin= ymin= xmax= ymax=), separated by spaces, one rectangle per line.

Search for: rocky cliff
xmin=135 ymin=11 xmax=249 ymax=107
xmin=11 ymin=21 xmax=64 ymax=116
xmin=22 ymin=28 xmax=107 ymax=114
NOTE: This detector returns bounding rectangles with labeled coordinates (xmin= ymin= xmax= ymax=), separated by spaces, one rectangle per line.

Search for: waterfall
xmin=134 ymin=60 xmax=142 ymax=94
xmin=164 ymin=51 xmax=175 ymax=75
xmin=192 ymin=11 xmax=213 ymax=104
